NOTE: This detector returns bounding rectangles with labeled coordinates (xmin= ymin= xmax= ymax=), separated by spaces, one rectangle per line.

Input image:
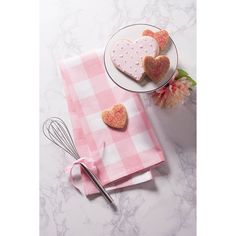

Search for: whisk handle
xmin=80 ymin=163 xmax=114 ymax=205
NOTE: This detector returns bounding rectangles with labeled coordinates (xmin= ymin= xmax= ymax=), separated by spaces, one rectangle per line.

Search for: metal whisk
xmin=42 ymin=117 xmax=114 ymax=205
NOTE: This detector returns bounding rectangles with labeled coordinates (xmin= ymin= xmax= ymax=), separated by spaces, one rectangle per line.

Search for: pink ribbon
xmin=65 ymin=157 xmax=97 ymax=193
xmin=65 ymin=143 xmax=105 ymax=193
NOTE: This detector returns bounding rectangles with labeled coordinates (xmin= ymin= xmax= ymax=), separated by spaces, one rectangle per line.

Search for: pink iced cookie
xmin=110 ymin=36 xmax=159 ymax=81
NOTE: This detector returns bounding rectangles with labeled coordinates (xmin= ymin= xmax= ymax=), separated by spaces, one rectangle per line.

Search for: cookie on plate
xmin=110 ymin=36 xmax=159 ymax=82
xmin=143 ymin=55 xmax=170 ymax=83
xmin=143 ymin=29 xmax=169 ymax=51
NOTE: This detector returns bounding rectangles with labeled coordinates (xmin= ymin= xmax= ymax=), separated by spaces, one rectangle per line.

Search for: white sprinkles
xmin=111 ymin=36 xmax=159 ymax=81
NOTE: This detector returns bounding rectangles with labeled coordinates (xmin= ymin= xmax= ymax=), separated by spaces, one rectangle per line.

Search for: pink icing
xmin=110 ymin=36 xmax=159 ymax=81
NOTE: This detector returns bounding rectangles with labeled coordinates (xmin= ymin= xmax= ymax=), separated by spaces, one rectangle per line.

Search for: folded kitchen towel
xmin=59 ymin=50 xmax=164 ymax=195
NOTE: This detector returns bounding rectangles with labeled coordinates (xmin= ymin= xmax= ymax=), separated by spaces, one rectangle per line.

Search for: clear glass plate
xmin=104 ymin=23 xmax=178 ymax=93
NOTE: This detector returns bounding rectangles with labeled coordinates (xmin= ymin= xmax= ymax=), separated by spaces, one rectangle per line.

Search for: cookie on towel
xmin=143 ymin=55 xmax=170 ymax=83
xmin=102 ymin=104 xmax=127 ymax=129
xmin=143 ymin=29 xmax=169 ymax=51
xmin=110 ymin=36 xmax=159 ymax=82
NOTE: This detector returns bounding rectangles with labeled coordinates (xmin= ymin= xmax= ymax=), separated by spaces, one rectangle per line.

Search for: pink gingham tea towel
xmin=59 ymin=50 xmax=165 ymax=195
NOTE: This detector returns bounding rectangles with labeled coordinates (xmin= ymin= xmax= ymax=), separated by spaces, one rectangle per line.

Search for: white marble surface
xmin=40 ymin=0 xmax=196 ymax=235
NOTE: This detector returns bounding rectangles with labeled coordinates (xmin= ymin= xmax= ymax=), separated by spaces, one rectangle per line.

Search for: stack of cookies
xmin=110 ymin=29 xmax=171 ymax=83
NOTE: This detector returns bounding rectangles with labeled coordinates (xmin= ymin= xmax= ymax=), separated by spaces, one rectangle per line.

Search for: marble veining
xmin=40 ymin=0 xmax=196 ymax=235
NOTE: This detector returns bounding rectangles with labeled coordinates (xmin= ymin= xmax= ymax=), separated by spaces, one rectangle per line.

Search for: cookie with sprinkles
xmin=110 ymin=36 xmax=159 ymax=81
xmin=101 ymin=104 xmax=127 ymax=129
xmin=143 ymin=29 xmax=169 ymax=51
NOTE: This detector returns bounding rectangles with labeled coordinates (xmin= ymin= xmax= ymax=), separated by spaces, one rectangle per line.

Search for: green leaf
xmin=176 ymin=69 xmax=189 ymax=79
xmin=176 ymin=68 xmax=196 ymax=88
xmin=186 ymin=75 xmax=197 ymax=87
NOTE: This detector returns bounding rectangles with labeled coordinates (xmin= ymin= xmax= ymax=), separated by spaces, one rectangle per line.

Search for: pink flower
xmin=152 ymin=71 xmax=193 ymax=108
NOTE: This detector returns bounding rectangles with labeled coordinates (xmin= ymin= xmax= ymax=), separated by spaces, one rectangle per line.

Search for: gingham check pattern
xmin=59 ymin=50 xmax=164 ymax=195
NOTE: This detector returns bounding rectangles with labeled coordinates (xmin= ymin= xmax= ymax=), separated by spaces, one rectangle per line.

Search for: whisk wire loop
xmin=50 ymin=121 xmax=78 ymax=158
xmin=43 ymin=117 xmax=80 ymax=159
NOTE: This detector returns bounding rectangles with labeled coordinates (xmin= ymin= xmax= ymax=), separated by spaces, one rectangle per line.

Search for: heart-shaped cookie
xmin=110 ymin=36 xmax=159 ymax=81
xmin=102 ymin=104 xmax=127 ymax=129
xmin=143 ymin=55 xmax=170 ymax=82
xmin=143 ymin=29 xmax=169 ymax=51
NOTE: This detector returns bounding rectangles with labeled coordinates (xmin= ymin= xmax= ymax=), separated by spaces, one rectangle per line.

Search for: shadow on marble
xmin=152 ymin=161 xmax=170 ymax=177
xmin=152 ymin=91 xmax=196 ymax=152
